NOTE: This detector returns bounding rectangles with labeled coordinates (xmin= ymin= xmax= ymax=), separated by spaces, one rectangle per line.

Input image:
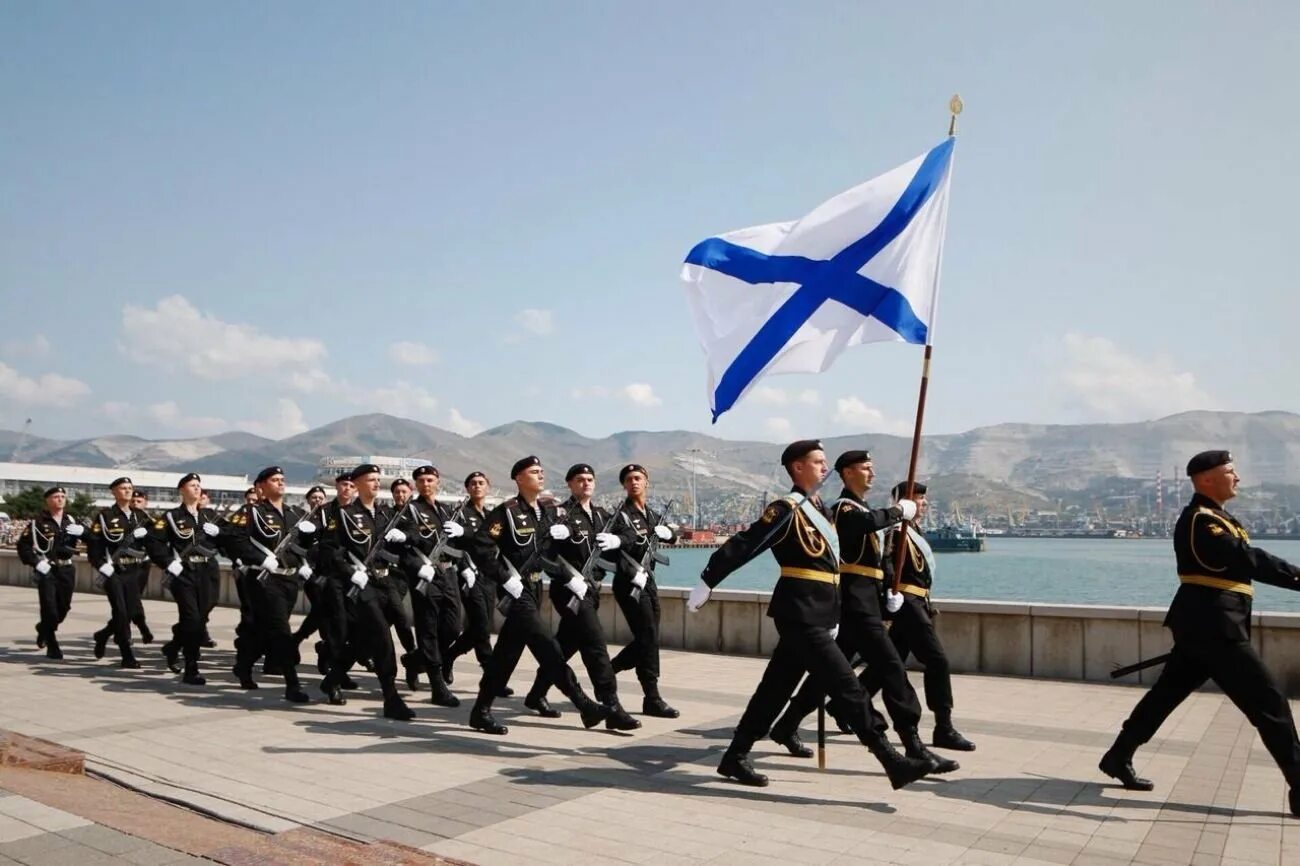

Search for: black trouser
xmin=874 ymin=595 xmax=953 ymax=714
xmin=296 ymin=579 xmax=323 ymax=642
xmin=448 ymin=576 xmax=495 ymax=668
xmin=783 ymin=588 xmax=920 ymax=734
xmin=1119 ymin=631 xmax=1300 ymax=785
xmin=235 ymin=575 xmax=302 ymax=686
xmin=610 ymin=574 xmax=663 ymax=699
xmin=35 ymin=565 xmax=75 ymax=640
xmin=407 ymin=573 xmax=462 ymax=676
xmin=313 ymin=575 xmax=350 ymax=673
xmin=232 ymin=571 xmax=264 ymax=673
xmin=732 ymin=618 xmax=883 ymax=754
xmin=166 ymin=566 xmax=213 ymax=667
xmin=326 ymin=579 xmax=399 ymax=697
xmin=476 ymin=584 xmax=586 ymax=708
xmin=98 ymin=563 xmax=146 ymax=653
xmin=201 ymin=573 xmax=220 ymax=636
xmin=529 ymin=580 xmax=618 ymax=704
xmin=132 ymin=567 xmax=151 ymax=635
xmin=386 ymin=579 xmax=418 ymax=658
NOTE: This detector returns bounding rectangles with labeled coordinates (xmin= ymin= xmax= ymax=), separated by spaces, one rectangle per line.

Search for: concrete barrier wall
xmin=5 ymin=550 xmax=1299 ymax=694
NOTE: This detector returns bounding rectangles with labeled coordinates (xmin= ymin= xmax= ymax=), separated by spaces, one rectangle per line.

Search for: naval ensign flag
xmin=681 ymin=137 xmax=954 ymax=422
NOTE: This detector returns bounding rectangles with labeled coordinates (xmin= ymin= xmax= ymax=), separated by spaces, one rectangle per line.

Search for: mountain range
xmin=4 ymin=410 xmax=1299 ymax=510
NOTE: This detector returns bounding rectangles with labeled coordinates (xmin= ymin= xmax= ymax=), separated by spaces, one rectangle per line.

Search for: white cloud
xmin=515 ymin=309 xmax=554 ymax=336
xmin=764 ymin=416 xmax=793 ymax=437
xmin=832 ymin=396 xmax=907 ymax=434
xmin=447 ymin=407 xmax=484 ymax=436
xmin=100 ymin=401 xmax=131 ymax=420
xmin=0 ymin=362 xmax=90 ymax=407
xmin=286 ymin=369 xmax=334 ymax=394
xmin=367 ymin=381 xmax=440 ymax=420
xmin=237 ymin=398 xmax=309 ymax=439
xmin=121 ymin=296 xmax=327 ymax=381
xmin=751 ymin=386 xmax=789 ymax=406
xmin=1059 ymin=333 xmax=1215 ymax=420
xmin=797 ymin=388 xmax=821 ymax=406
xmin=571 ymin=386 xmax=612 ymax=400
xmin=388 ymin=341 xmax=440 ymax=367
xmin=622 ymin=383 xmax=662 ymax=408
xmin=146 ymin=401 xmax=228 ymax=436
xmin=1 ymin=334 xmax=52 ymax=360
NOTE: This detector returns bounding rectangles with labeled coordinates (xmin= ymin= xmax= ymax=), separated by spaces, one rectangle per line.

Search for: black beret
xmin=109 ymin=476 xmax=133 ymax=489
xmin=511 ymin=455 xmax=541 ymax=478
xmin=892 ymin=481 xmax=927 ymax=499
xmin=780 ymin=439 xmax=823 ymax=467
xmin=464 ymin=470 xmax=487 ymax=486
xmin=566 ymin=463 xmax=595 ymax=482
xmin=1187 ymin=450 xmax=1232 ymax=476
xmin=254 ymin=466 xmax=284 ymax=484
xmin=390 ymin=477 xmax=411 ymax=492
xmin=177 ymin=473 xmax=201 ymax=489
xmin=335 ymin=471 xmax=353 ymax=484
xmin=412 ymin=465 xmax=439 ymax=479
xmin=619 ymin=463 xmax=647 ymax=483
xmin=306 ymin=486 xmax=326 ymax=498
xmin=834 ymin=450 xmax=871 ymax=473
xmin=350 ymin=463 xmax=381 ymax=481
xmin=43 ymin=486 xmax=66 ymax=499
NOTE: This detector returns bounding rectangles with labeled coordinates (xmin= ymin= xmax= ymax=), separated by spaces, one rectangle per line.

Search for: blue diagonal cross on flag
xmin=681 ymin=137 xmax=955 ymax=421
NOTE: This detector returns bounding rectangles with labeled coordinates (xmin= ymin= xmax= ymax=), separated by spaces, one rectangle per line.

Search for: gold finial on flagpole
xmin=948 ymin=93 xmax=963 ymax=136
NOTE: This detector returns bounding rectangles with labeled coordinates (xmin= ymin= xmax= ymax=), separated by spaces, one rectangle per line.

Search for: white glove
xmin=461 ymin=567 xmax=476 ymax=588
xmin=66 ymin=523 xmax=85 ymax=537
xmin=296 ymin=520 xmax=316 ymax=535
xmin=632 ymin=569 xmax=648 ymax=590
xmin=442 ymin=520 xmax=464 ymax=538
xmin=549 ymin=524 xmax=571 ymax=541
xmin=566 ymin=576 xmax=588 ymax=599
xmin=99 ymin=562 xmax=115 ymax=578
xmin=35 ymin=559 xmax=52 ymax=575
xmin=885 ymin=590 xmax=904 ymax=613
xmin=687 ymin=578 xmax=711 ymax=612
xmin=350 ymin=569 xmax=369 ymax=589
xmin=417 ymin=563 xmax=436 ymax=581
xmin=132 ymin=526 xmax=148 ymax=539
xmin=385 ymin=528 xmax=407 ymax=543
xmin=167 ymin=560 xmax=184 ymax=577
xmin=896 ymin=499 xmax=918 ymax=521
xmin=654 ymin=525 xmax=672 ymax=541
xmin=260 ymin=554 xmax=280 ymax=571
xmin=298 ymin=563 xmax=313 ymax=580
xmin=596 ymin=532 xmax=620 ymax=551
xmin=829 ymin=624 xmax=840 ymax=640
xmin=202 ymin=522 xmax=220 ymax=537
xmin=503 ymin=574 xmax=524 ymax=599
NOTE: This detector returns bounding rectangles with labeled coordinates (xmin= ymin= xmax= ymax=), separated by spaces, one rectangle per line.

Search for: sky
xmin=2 ymin=1 xmax=1298 ymax=445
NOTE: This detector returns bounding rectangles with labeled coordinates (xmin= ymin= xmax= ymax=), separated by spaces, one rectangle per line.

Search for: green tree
xmin=1 ymin=486 xmax=47 ymax=519
xmin=67 ymin=492 xmax=95 ymax=521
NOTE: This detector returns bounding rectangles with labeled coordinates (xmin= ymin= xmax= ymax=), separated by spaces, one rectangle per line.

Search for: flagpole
xmin=892 ymin=95 xmax=960 ymax=592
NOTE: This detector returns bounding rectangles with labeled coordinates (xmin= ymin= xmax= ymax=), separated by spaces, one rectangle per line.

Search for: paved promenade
xmin=0 ymin=585 xmax=1296 ymax=865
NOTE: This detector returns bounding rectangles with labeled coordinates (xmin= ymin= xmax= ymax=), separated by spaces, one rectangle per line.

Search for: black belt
xmin=185 ymin=555 xmax=214 ymax=564
xmin=48 ymin=559 xmax=73 ymax=566
xmin=115 ymin=557 xmax=147 ymax=566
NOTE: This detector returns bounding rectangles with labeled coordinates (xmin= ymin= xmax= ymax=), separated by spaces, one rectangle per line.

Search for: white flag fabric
xmin=681 ymin=137 xmax=954 ymax=422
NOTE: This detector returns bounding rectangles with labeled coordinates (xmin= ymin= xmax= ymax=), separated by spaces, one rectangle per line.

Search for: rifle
xmin=346 ymin=502 xmax=405 ymax=600
xmin=1110 ymin=653 xmax=1171 ymax=679
xmin=555 ymin=501 xmax=623 ymax=613
xmin=619 ymin=498 xmax=675 ymax=602
xmin=408 ymin=498 xmax=467 ymax=597
xmin=495 ymin=502 xmax=562 ymax=615
xmin=251 ymin=502 xmax=324 ymax=585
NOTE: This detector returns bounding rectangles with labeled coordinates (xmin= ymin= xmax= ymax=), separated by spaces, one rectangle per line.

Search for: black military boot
xmin=45 ymin=634 xmax=63 ymax=660
xmin=162 ymin=642 xmax=181 ymax=673
xmin=901 ymin=728 xmax=956 ymax=773
xmin=139 ymin=623 xmax=154 ymax=644
xmin=1099 ymin=732 xmax=1153 ymax=791
xmin=233 ymin=664 xmax=258 ymax=690
xmin=120 ymin=645 xmax=141 ymax=670
xmin=319 ymin=675 xmax=347 ymax=706
xmin=866 ymin=731 xmax=932 ymax=789
xmin=383 ymin=691 xmax=416 ymax=721
xmin=182 ymin=659 xmax=206 ymax=686
xmin=430 ymin=678 xmax=461 ymax=708
xmin=441 ymin=661 xmax=454 ymax=685
xmin=470 ymin=703 xmax=508 ymax=735
xmin=283 ymin=669 xmax=310 ymax=704
xmin=576 ymin=696 xmax=610 ymax=730
xmin=314 ymin=641 xmax=330 ymax=675
xmin=525 ymin=693 xmax=562 ymax=718
xmin=401 ymin=652 xmax=421 ymax=691
xmin=717 ymin=748 xmax=769 ymax=787
xmin=35 ymin=623 xmax=46 ymax=649
xmin=770 ymin=717 xmax=814 ymax=758
xmin=604 ymin=699 xmax=642 ymax=732
xmin=932 ymin=711 xmax=976 ymax=751
xmin=642 ymin=696 xmax=680 ymax=719
xmin=93 ymin=629 xmax=109 ymax=660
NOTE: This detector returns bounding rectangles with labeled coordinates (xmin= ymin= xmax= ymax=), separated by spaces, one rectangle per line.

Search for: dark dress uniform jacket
xmin=17 ymin=511 xmax=82 ymax=567
xmin=225 ymin=501 xmax=311 ymax=575
xmin=1167 ymin=492 xmax=1300 ymax=642
xmin=396 ymin=498 xmax=460 ymax=597
xmin=611 ymin=500 xmax=678 ymax=589
xmin=454 ymin=502 xmax=495 ymax=577
xmin=87 ymin=505 xmax=152 ymax=570
xmin=146 ymin=506 xmax=221 ymax=568
xmin=470 ymin=496 xmax=561 ymax=600
xmin=322 ymin=501 xmax=401 ymax=597
xmin=701 ymin=487 xmax=840 ymax=628
xmin=832 ymin=490 xmax=904 ymax=616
